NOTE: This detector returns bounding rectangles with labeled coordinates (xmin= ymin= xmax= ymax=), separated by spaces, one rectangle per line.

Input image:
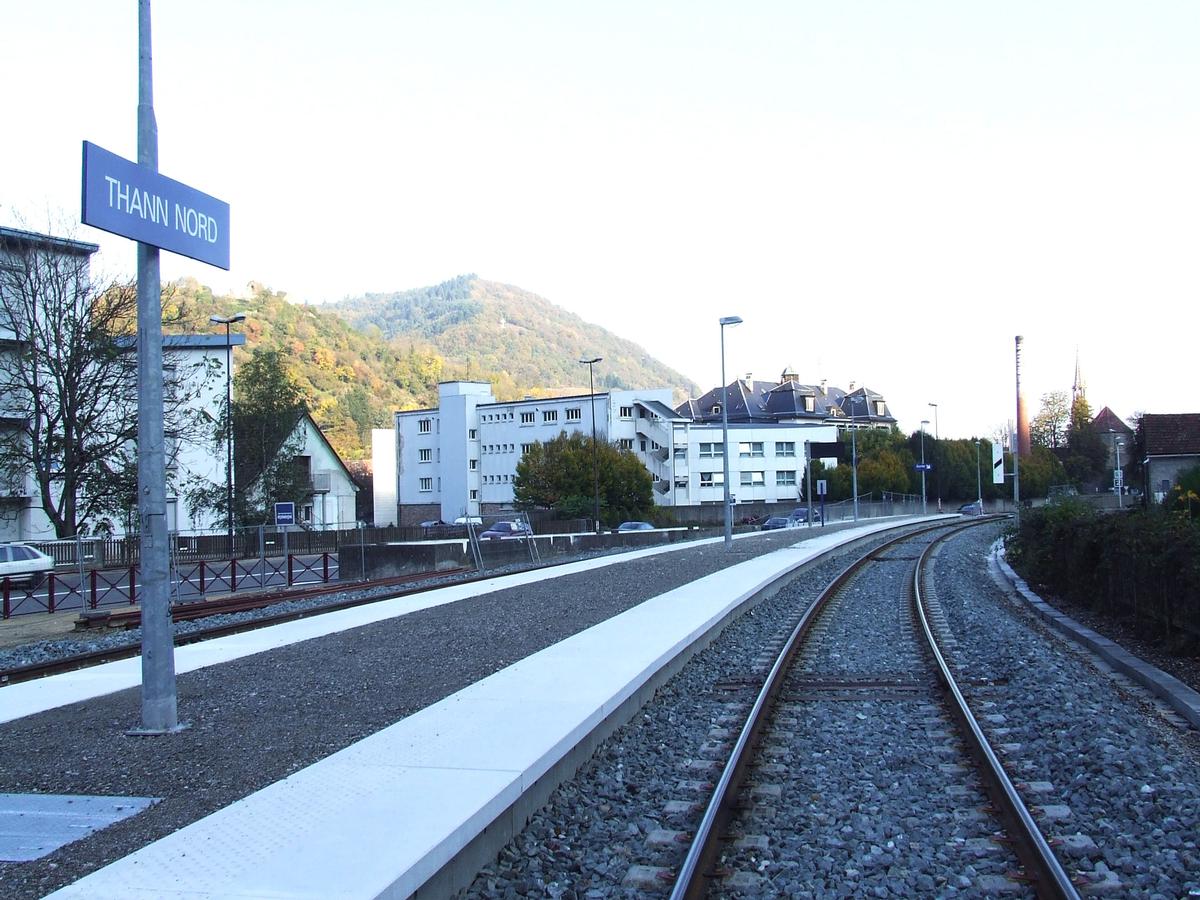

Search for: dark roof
xmin=1143 ymin=414 xmax=1200 ymax=457
xmin=0 ymin=226 xmax=99 ymax=257
xmin=677 ymin=374 xmax=896 ymax=426
xmin=1093 ymin=406 xmax=1132 ymax=435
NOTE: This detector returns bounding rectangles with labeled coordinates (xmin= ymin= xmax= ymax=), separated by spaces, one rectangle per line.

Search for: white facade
xmin=371 ymin=427 xmax=398 ymax=526
xmin=385 ymin=380 xmax=843 ymax=523
xmin=245 ymin=413 xmax=359 ymax=530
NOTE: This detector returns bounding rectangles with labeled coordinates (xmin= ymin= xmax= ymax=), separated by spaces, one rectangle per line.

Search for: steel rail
xmin=668 ymin=519 xmax=969 ymax=900
xmin=913 ymin=529 xmax=1081 ymax=899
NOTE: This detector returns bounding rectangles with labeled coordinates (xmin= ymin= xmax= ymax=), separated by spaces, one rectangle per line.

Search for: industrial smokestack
xmin=1015 ymin=336 xmax=1030 ymax=457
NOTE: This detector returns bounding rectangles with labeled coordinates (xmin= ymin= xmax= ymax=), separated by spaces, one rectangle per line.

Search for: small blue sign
xmin=274 ymin=502 xmax=295 ymax=526
xmin=915 ymin=463 xmax=933 ymax=471
xmin=81 ymin=141 xmax=230 ymax=269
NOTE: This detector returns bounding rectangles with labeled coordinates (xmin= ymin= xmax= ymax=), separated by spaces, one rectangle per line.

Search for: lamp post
xmin=1115 ymin=439 xmax=1124 ymax=510
xmin=849 ymin=393 xmax=862 ymax=522
xmin=919 ymin=419 xmax=929 ymax=516
xmin=211 ymin=313 xmax=247 ymax=553
xmin=975 ymin=439 xmax=983 ymax=513
xmin=928 ymin=402 xmax=940 ymax=512
xmin=719 ymin=316 xmax=742 ymax=548
xmin=579 ymin=357 xmax=603 ymax=533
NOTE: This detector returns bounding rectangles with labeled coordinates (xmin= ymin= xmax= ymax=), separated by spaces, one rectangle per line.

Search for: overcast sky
xmin=4 ymin=1 xmax=1196 ymax=440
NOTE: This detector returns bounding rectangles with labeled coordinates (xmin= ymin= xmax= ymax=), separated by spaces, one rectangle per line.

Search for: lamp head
xmin=579 ymin=357 xmax=602 ymax=365
xmin=718 ymin=315 xmax=743 ymax=327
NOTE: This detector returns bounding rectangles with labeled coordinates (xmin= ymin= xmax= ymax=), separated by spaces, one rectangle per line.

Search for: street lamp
xmin=1115 ymin=439 xmax=1124 ymax=510
xmin=719 ymin=316 xmax=742 ymax=548
xmin=579 ymin=357 xmax=603 ymax=533
xmin=919 ymin=419 xmax=929 ymax=516
xmin=849 ymin=393 xmax=863 ymax=522
xmin=928 ymin=402 xmax=940 ymax=512
xmin=975 ymin=439 xmax=983 ymax=513
xmin=210 ymin=312 xmax=247 ymax=553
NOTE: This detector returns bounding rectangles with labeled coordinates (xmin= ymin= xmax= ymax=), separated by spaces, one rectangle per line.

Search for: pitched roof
xmin=1092 ymin=406 xmax=1132 ymax=435
xmin=1142 ymin=413 xmax=1200 ymax=457
xmin=677 ymin=372 xmax=895 ymax=426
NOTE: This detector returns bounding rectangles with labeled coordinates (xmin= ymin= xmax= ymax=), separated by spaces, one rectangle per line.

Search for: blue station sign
xmin=81 ymin=141 xmax=230 ymax=269
xmin=274 ymin=502 xmax=295 ymax=526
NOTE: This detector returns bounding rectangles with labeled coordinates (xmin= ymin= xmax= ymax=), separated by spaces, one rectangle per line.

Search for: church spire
xmin=1071 ymin=347 xmax=1086 ymax=406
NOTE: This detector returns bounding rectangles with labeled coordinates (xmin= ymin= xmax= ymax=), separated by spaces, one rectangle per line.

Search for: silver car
xmin=0 ymin=542 xmax=54 ymax=588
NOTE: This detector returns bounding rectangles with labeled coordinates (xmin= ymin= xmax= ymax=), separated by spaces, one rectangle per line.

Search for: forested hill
xmin=169 ymin=276 xmax=698 ymax=464
xmin=330 ymin=276 xmax=698 ymax=403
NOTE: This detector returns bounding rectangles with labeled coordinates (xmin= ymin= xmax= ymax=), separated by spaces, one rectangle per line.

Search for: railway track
xmin=669 ymin=520 xmax=1080 ymax=899
xmin=0 ymin=567 xmax=479 ymax=685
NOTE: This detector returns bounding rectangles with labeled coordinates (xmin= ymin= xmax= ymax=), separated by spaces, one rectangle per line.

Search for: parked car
xmin=616 ymin=521 xmax=655 ymax=532
xmin=788 ymin=507 xmax=822 ymax=525
xmin=0 ymin=542 xmax=54 ymax=588
xmin=478 ymin=521 xmax=532 ymax=540
xmin=761 ymin=516 xmax=789 ymax=531
xmin=453 ymin=515 xmax=483 ymax=526
xmin=957 ymin=501 xmax=983 ymax=516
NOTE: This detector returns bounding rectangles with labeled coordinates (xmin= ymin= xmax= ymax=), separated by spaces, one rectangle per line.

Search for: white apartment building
xmin=378 ymin=380 xmax=853 ymax=525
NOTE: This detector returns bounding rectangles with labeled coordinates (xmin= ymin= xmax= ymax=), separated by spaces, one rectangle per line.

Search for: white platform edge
xmin=39 ymin=518 xmax=941 ymax=899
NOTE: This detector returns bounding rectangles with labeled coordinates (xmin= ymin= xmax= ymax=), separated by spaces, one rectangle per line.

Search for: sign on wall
xmin=81 ymin=141 xmax=230 ymax=269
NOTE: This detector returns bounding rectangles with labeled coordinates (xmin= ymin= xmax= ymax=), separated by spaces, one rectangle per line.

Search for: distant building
xmin=1140 ymin=413 xmax=1200 ymax=502
xmin=0 ymin=227 xmax=244 ymax=539
xmin=377 ymin=371 xmax=895 ymax=525
xmin=241 ymin=410 xmax=359 ymax=530
xmin=1092 ymin=406 xmax=1134 ymax=472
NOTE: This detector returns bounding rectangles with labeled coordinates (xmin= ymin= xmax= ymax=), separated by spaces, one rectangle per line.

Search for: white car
xmin=0 ymin=542 xmax=55 ymax=588
xmin=453 ymin=515 xmax=483 ymax=526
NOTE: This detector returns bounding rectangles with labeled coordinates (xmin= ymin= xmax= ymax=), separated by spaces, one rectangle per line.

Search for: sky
xmin=4 ymin=1 xmax=1197 ymax=441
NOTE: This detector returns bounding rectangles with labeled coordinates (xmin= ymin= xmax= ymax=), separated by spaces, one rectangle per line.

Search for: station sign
xmin=81 ymin=141 xmax=230 ymax=269
xmin=274 ymin=502 xmax=295 ymax=526
xmin=915 ymin=463 xmax=932 ymax=471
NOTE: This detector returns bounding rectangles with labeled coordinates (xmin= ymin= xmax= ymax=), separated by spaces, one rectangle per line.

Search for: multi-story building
xmin=376 ymin=370 xmax=897 ymax=525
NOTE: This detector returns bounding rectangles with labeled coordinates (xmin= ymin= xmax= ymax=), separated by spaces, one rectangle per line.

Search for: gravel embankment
xmin=0 ymin=524 xmax=874 ymax=900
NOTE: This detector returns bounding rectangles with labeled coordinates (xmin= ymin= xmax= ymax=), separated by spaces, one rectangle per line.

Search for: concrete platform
xmin=31 ymin=517 xmax=946 ymax=899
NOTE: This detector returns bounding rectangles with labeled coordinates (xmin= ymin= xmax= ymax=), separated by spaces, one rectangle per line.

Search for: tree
xmin=232 ymin=350 xmax=313 ymax=524
xmin=1064 ymin=396 xmax=1107 ymax=487
xmin=1030 ymin=391 xmax=1070 ymax=450
xmin=0 ymin=228 xmax=203 ymax=536
xmin=513 ymin=431 xmax=653 ymax=524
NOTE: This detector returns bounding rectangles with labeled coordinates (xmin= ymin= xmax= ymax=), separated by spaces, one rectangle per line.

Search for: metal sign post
xmin=89 ymin=1 xmax=229 ymax=734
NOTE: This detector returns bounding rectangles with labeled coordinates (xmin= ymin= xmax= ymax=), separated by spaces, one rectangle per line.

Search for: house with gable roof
xmin=1140 ymin=413 xmax=1200 ymax=502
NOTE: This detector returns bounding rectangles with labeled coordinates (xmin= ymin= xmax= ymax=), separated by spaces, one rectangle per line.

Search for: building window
xmin=640 ymin=439 xmax=647 ymax=452
xmin=777 ymin=470 xmax=797 ymax=486
xmin=804 ymin=396 xmax=815 ymax=413
xmin=740 ymin=471 xmax=765 ymax=486
xmin=418 ymin=418 xmax=432 ymax=434
xmin=699 ymin=442 xmax=724 ymax=459
xmin=469 ymin=459 xmax=477 ymax=470
xmin=620 ymin=405 xmax=634 ymax=418
xmin=470 ymin=489 xmax=478 ymax=500
xmin=521 ymin=443 xmax=533 ymax=453
xmin=711 ymin=404 xmax=721 ymax=416
xmin=776 ymin=441 xmax=796 ymax=457
xmin=739 ymin=441 xmax=764 ymax=458
xmin=419 ymin=477 xmax=433 ymax=492
xmin=700 ymin=471 xmax=725 ymax=487
xmin=520 ymin=411 xmax=535 ymax=424
xmin=543 ymin=410 xmax=558 ymax=423
xmin=566 ymin=407 xmax=582 ymax=422
xmin=618 ymin=438 xmax=634 ymax=450
xmin=418 ymin=448 xmax=432 ymax=463
xmin=875 ymin=400 xmax=886 ymax=416
xmin=469 ymin=428 xmax=477 ymax=440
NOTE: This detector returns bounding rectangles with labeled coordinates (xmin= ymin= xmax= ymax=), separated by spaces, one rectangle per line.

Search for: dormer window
xmin=712 ymin=404 xmax=721 ymax=416
xmin=804 ymin=396 xmax=815 ymax=413
xmin=875 ymin=400 xmax=886 ymax=416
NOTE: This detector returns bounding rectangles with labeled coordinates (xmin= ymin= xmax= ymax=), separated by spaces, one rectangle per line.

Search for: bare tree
xmin=0 ymin=226 xmax=207 ymax=537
